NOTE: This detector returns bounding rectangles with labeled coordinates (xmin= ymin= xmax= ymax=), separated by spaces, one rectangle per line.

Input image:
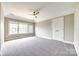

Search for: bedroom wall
xmin=74 ymin=3 xmax=79 ymax=56
xmin=36 ymin=20 xmax=52 ymax=39
xmin=0 ymin=3 xmax=4 ymax=54
xmin=0 ymin=3 xmax=4 ymax=43
xmin=36 ymin=14 xmax=74 ymax=44
xmin=64 ymin=14 xmax=74 ymax=43
xmin=0 ymin=3 xmax=1 ymax=52
xmin=4 ymin=17 xmax=35 ymax=41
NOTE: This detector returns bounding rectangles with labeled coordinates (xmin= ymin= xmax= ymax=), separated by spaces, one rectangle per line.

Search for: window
xmin=9 ymin=21 xmax=18 ymax=34
xmin=8 ymin=21 xmax=33 ymax=35
xmin=19 ymin=23 xmax=28 ymax=33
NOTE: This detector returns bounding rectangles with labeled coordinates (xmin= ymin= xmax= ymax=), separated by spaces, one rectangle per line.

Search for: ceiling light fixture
xmin=29 ymin=8 xmax=40 ymax=18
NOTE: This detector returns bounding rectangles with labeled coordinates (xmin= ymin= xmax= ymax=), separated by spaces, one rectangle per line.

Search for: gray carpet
xmin=2 ymin=37 xmax=77 ymax=56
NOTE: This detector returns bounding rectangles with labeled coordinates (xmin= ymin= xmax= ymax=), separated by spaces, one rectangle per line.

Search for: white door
xmin=52 ymin=17 xmax=64 ymax=41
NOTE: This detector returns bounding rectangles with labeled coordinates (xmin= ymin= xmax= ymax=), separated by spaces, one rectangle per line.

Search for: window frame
xmin=8 ymin=20 xmax=34 ymax=35
xmin=18 ymin=22 xmax=28 ymax=34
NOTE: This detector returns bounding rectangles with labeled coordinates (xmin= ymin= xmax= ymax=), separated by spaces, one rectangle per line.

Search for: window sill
xmin=8 ymin=33 xmax=33 ymax=36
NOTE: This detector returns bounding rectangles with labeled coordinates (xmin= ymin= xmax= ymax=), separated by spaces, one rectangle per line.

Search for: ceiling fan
xmin=28 ymin=4 xmax=48 ymax=19
xmin=28 ymin=8 xmax=40 ymax=18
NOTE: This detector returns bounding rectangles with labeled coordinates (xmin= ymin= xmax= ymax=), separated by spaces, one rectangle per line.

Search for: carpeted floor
xmin=2 ymin=37 xmax=77 ymax=56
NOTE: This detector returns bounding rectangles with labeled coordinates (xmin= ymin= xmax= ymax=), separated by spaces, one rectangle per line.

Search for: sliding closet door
xmin=52 ymin=17 xmax=64 ymax=41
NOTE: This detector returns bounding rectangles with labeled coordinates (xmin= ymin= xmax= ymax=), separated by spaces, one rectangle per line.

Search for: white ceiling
xmin=3 ymin=2 xmax=76 ymax=22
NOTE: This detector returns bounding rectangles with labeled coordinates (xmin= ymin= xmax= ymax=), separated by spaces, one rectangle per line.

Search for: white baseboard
xmin=73 ymin=42 xmax=79 ymax=56
xmin=52 ymin=39 xmax=73 ymax=44
xmin=36 ymin=36 xmax=52 ymax=40
xmin=61 ymin=40 xmax=73 ymax=44
xmin=36 ymin=36 xmax=73 ymax=44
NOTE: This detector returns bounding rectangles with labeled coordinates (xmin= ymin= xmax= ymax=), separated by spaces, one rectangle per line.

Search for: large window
xmin=19 ymin=23 xmax=28 ymax=34
xmin=9 ymin=21 xmax=33 ymax=35
xmin=9 ymin=21 xmax=18 ymax=34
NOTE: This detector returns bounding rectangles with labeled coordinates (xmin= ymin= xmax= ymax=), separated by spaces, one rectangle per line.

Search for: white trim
xmin=36 ymin=36 xmax=73 ymax=44
xmin=73 ymin=42 xmax=79 ymax=56
xmin=61 ymin=40 xmax=73 ymax=44
xmin=53 ymin=39 xmax=73 ymax=44
xmin=36 ymin=36 xmax=52 ymax=40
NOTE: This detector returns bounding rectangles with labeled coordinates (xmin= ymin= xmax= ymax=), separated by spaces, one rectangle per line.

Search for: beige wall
xmin=4 ymin=17 xmax=35 ymax=41
xmin=0 ymin=3 xmax=4 ymax=43
xmin=0 ymin=3 xmax=4 ymax=53
xmin=0 ymin=3 xmax=1 ymax=43
xmin=64 ymin=14 xmax=74 ymax=42
xmin=0 ymin=3 xmax=1 ymax=50
xmin=74 ymin=3 xmax=79 ymax=56
xmin=36 ymin=20 xmax=52 ymax=39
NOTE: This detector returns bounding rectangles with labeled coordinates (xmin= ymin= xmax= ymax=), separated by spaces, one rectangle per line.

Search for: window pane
xmin=28 ymin=24 xmax=33 ymax=33
xmin=19 ymin=23 xmax=28 ymax=33
xmin=9 ymin=21 xmax=18 ymax=34
xmin=9 ymin=21 xmax=33 ymax=34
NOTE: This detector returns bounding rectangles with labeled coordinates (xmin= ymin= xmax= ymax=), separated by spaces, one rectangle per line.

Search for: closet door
xmin=52 ymin=17 xmax=64 ymax=41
